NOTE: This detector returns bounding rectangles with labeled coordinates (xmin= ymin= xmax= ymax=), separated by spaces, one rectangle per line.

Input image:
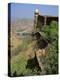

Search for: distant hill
xmin=11 ymin=19 xmax=34 ymax=33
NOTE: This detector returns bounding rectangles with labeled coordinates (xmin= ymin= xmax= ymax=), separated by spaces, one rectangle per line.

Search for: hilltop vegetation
xmin=40 ymin=21 xmax=58 ymax=74
xmin=9 ymin=19 xmax=58 ymax=76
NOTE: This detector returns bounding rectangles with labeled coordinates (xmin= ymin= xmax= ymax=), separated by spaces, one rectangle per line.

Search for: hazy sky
xmin=9 ymin=3 xmax=58 ymax=20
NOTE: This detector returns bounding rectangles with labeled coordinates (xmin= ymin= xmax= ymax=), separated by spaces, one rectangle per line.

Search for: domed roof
xmin=34 ymin=9 xmax=39 ymax=14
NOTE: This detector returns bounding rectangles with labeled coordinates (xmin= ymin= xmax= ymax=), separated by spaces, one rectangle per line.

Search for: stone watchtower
xmin=34 ymin=9 xmax=39 ymax=32
xmin=33 ymin=9 xmax=48 ymax=71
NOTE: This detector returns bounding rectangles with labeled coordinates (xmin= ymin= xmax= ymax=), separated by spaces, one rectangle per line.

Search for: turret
xmin=34 ymin=9 xmax=39 ymax=32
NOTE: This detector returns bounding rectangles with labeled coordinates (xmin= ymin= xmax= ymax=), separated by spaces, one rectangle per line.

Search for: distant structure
xmin=34 ymin=9 xmax=39 ymax=32
xmin=34 ymin=9 xmax=58 ymax=32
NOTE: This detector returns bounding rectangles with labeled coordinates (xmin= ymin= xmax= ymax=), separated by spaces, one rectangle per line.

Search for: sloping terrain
xmin=9 ymin=19 xmax=58 ymax=76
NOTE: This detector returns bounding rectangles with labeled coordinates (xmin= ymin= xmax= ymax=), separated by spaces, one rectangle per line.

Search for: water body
xmin=16 ymin=31 xmax=33 ymax=38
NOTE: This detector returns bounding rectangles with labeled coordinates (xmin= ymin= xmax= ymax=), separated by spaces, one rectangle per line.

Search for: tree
xmin=41 ymin=21 xmax=58 ymax=74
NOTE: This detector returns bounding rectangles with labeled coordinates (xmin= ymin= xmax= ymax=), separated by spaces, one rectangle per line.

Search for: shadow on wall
xmin=34 ymin=32 xmax=48 ymax=49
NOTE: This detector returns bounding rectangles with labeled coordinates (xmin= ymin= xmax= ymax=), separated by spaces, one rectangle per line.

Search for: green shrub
xmin=41 ymin=21 xmax=58 ymax=74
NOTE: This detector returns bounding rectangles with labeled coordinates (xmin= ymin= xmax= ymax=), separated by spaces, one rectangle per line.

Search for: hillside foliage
xmin=10 ymin=21 xmax=58 ymax=76
xmin=41 ymin=21 xmax=58 ymax=74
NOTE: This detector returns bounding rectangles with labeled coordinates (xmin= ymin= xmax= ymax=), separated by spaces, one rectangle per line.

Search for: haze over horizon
xmin=8 ymin=3 xmax=58 ymax=21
